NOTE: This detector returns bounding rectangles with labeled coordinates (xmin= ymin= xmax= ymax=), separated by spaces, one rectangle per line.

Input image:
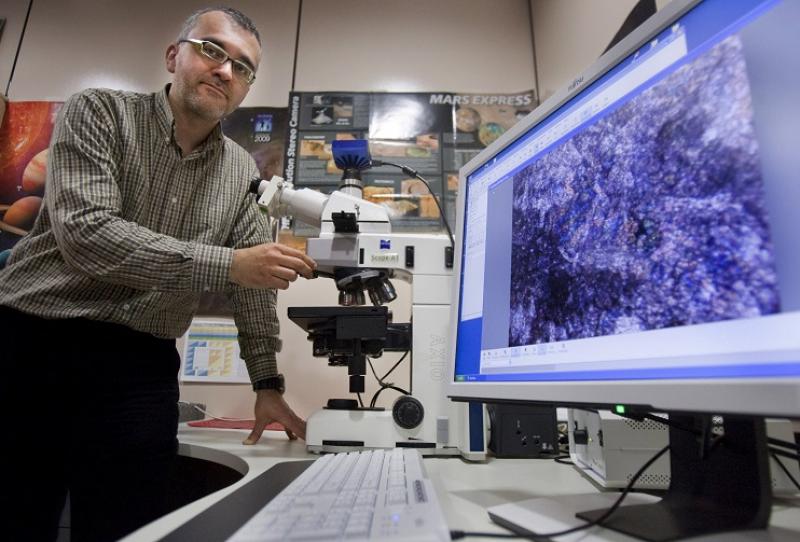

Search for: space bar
xmin=289 ymin=527 xmax=342 ymax=540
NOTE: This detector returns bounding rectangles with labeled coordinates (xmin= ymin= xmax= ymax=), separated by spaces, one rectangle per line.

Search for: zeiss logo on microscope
xmin=380 ymin=239 xmax=391 ymax=249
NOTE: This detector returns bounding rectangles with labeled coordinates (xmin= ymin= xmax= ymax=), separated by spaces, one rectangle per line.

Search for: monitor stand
xmin=490 ymin=414 xmax=777 ymax=542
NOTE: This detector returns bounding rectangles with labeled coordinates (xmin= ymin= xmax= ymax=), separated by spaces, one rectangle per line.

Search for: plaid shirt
xmin=0 ymin=86 xmax=281 ymax=382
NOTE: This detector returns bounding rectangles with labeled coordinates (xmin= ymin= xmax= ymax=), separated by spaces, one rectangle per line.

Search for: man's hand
xmin=243 ymin=389 xmax=307 ymax=444
xmin=230 ymin=243 xmax=316 ymax=290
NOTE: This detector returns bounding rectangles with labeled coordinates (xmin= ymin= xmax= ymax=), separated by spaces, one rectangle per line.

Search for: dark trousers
xmin=0 ymin=305 xmax=180 ymax=542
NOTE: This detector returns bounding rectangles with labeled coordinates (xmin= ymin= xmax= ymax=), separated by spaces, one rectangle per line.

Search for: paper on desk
xmin=188 ymin=419 xmax=285 ymax=431
xmin=180 ymin=318 xmax=250 ymax=383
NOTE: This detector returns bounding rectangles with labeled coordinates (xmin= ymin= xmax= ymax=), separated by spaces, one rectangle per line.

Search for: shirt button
xmin=123 ymin=304 xmax=130 ymax=311
xmin=171 ymin=197 xmax=177 ymax=203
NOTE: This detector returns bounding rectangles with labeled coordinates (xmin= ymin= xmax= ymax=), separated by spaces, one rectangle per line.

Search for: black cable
xmin=770 ymin=447 xmax=800 ymax=462
xmin=6 ymin=0 xmax=34 ymax=97
xmin=370 ymin=160 xmax=455 ymax=249
xmin=553 ymin=455 xmax=574 ymax=466
xmin=771 ymin=452 xmax=800 ymax=492
xmin=768 ymin=437 xmax=800 ymax=452
xmin=356 ymin=392 xmax=363 ymax=408
xmin=290 ymin=0 xmax=303 ymax=91
xmin=450 ymin=444 xmax=671 ymax=541
xmin=367 ymin=352 xmax=409 ymax=385
xmin=370 ymin=385 xmax=409 ymax=409
xmin=616 ymin=411 xmax=701 ymax=436
xmin=367 ymin=357 xmax=381 ymax=384
xmin=381 ymin=351 xmax=408 ymax=382
xmin=367 ymin=351 xmax=410 ymax=408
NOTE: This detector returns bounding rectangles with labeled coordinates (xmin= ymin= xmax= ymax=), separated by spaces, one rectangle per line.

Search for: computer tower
xmin=487 ymin=403 xmax=559 ymax=458
xmin=568 ymin=409 xmax=800 ymax=494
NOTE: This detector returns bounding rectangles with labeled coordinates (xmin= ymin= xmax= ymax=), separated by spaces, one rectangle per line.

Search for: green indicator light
xmin=615 ymin=405 xmax=626 ymax=415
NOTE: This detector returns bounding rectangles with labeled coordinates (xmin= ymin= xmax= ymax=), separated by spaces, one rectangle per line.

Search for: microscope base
xmin=305 ymin=407 xmax=461 ymax=456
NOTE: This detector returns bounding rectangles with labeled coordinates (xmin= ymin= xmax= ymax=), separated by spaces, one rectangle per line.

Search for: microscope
xmin=251 ymin=140 xmax=486 ymax=459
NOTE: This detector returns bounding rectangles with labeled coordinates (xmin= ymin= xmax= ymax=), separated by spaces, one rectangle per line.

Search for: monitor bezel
xmin=446 ymin=0 xmax=800 ymax=418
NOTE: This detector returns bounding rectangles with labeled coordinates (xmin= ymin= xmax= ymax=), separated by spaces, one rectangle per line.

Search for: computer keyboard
xmin=227 ymin=448 xmax=451 ymax=541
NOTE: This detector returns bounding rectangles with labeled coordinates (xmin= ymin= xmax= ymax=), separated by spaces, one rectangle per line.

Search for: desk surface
xmin=122 ymin=425 xmax=800 ymax=542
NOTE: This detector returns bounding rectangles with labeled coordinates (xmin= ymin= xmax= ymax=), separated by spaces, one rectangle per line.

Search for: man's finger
xmin=276 ymin=254 xmax=312 ymax=275
xmin=276 ymin=254 xmax=314 ymax=279
xmin=271 ymin=265 xmax=299 ymax=282
xmin=243 ymin=418 xmax=269 ymax=445
xmin=300 ymin=253 xmax=317 ymax=270
xmin=284 ymin=417 xmax=307 ymax=441
xmin=276 ymin=244 xmax=317 ymax=271
xmin=268 ymin=276 xmax=291 ymax=290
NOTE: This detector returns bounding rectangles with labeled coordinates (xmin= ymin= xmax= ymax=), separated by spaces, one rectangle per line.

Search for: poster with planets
xmin=0 ymin=101 xmax=63 ymax=251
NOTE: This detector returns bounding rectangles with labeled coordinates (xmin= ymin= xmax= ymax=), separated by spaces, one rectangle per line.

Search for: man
xmin=0 ymin=7 xmax=312 ymax=541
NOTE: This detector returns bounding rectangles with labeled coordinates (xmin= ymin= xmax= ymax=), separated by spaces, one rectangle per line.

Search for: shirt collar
xmin=156 ymin=84 xmax=225 ymax=156
xmin=155 ymin=85 xmax=175 ymax=140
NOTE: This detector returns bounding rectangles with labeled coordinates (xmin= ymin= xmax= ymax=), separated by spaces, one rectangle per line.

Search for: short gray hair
xmin=178 ymin=6 xmax=261 ymax=46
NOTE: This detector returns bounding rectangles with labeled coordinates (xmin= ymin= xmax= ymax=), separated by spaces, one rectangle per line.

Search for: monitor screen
xmin=448 ymin=0 xmax=800 ymax=416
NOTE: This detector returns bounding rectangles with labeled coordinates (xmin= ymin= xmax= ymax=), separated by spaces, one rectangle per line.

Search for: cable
xmin=367 ymin=351 xmax=411 ymax=408
xmin=769 ymin=447 xmax=800 ymax=462
xmin=290 ymin=0 xmax=303 ymax=91
xmin=370 ymin=160 xmax=455 ymax=249
xmin=179 ymin=401 xmax=255 ymax=422
xmin=381 ymin=351 xmax=409 ymax=382
xmin=5 ymin=0 xmax=34 ymax=97
xmin=616 ymin=411 xmax=701 ymax=436
xmin=771 ymin=452 xmax=800 ymax=492
xmin=450 ymin=444 xmax=671 ymax=541
xmin=356 ymin=392 xmax=364 ymax=408
xmin=370 ymin=385 xmax=410 ymax=409
xmin=553 ymin=455 xmax=574 ymax=466
xmin=367 ymin=357 xmax=382 ymax=384
xmin=768 ymin=436 xmax=800 ymax=452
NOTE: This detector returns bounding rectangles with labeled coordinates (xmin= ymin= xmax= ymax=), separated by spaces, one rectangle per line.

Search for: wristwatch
xmin=253 ymin=374 xmax=285 ymax=394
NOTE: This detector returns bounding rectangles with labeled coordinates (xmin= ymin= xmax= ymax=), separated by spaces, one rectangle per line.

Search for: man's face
xmin=166 ymin=12 xmax=261 ymax=122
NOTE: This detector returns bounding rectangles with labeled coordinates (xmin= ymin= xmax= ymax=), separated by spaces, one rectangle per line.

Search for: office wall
xmin=0 ymin=0 xmax=30 ymax=96
xmin=529 ymin=0 xmax=670 ymax=101
xmin=294 ymin=0 xmax=537 ymax=93
xmin=4 ymin=0 xmax=299 ymax=105
xmin=1 ymin=0 xmax=537 ymax=421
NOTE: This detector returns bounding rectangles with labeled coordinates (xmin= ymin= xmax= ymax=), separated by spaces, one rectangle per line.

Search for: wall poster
xmin=0 ymin=101 xmax=62 ymax=252
xmin=284 ymin=90 xmax=537 ymax=238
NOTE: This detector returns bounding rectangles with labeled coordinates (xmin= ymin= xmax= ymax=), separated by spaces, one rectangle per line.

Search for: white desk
xmin=123 ymin=425 xmax=800 ymax=542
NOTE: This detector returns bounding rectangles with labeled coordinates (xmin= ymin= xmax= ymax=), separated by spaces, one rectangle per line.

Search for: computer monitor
xmin=447 ymin=0 xmax=800 ymax=539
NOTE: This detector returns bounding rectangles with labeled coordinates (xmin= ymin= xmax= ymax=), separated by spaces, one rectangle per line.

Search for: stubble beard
xmin=182 ymin=80 xmax=229 ymax=122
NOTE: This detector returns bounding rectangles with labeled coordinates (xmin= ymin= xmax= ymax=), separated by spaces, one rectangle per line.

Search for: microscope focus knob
xmin=392 ymin=396 xmax=424 ymax=429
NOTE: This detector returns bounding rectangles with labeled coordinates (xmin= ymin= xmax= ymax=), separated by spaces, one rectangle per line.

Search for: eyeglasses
xmin=178 ymin=39 xmax=256 ymax=85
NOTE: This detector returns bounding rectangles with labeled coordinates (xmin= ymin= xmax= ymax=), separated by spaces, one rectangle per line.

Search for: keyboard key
xmin=387 ymin=487 xmax=407 ymax=505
